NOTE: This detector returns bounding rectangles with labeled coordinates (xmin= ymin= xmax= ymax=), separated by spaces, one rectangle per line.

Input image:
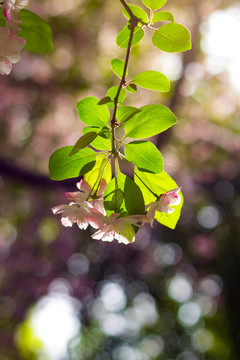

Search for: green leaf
xmin=133 ymin=70 xmax=170 ymax=92
xmin=84 ymin=155 xmax=112 ymax=191
xmin=135 ymin=169 xmax=183 ymax=229
xmin=116 ymin=106 xmax=142 ymax=123
xmin=106 ymin=86 xmax=126 ymax=108
xmin=105 ymin=187 xmax=125 ymax=215
xmin=82 ymin=126 xmax=111 ymax=150
xmin=152 ymin=23 xmax=191 ymax=53
xmin=0 ymin=9 xmax=6 ymax=26
xmin=116 ymin=25 xmax=144 ymax=49
xmin=49 ymin=146 xmax=96 ymax=180
xmin=126 ymin=84 xmax=137 ymax=93
xmin=142 ymin=0 xmax=167 ymax=10
xmin=125 ymin=140 xmax=164 ymax=173
xmin=76 ymin=97 xmax=110 ymax=127
xmin=122 ymin=4 xmax=149 ymax=24
xmin=104 ymin=173 xmax=145 ymax=216
xmin=124 ymin=104 xmax=177 ymax=138
xmin=111 ymin=58 xmax=127 ymax=78
xmin=151 ymin=11 xmax=174 ymax=23
xmin=98 ymin=97 xmax=112 ymax=105
xmin=69 ymin=132 xmax=99 ymax=156
xmin=19 ymin=10 xmax=53 ymax=54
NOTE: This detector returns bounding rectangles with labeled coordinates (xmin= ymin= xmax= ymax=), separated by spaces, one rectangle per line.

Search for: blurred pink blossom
xmin=2 ymin=0 xmax=28 ymax=32
xmin=0 ymin=27 xmax=25 ymax=75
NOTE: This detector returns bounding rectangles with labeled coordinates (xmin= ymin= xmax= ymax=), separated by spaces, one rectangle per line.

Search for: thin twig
xmin=111 ymin=1 xmax=138 ymax=126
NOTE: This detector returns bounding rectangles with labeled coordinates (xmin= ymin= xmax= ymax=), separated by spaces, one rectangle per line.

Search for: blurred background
xmin=1 ymin=0 xmax=240 ymax=359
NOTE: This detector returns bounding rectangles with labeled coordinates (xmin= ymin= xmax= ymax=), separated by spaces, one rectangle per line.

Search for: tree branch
xmin=0 ymin=157 xmax=77 ymax=189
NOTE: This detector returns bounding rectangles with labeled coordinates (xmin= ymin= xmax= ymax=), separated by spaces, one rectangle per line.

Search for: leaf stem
xmin=146 ymin=24 xmax=158 ymax=31
xmin=86 ymin=154 xmax=111 ymax=200
xmin=114 ymin=156 xmax=120 ymax=212
xmin=121 ymin=157 xmax=158 ymax=198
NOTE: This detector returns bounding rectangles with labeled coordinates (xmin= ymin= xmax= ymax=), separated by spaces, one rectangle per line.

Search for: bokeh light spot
xmin=178 ymin=302 xmax=201 ymax=327
xmin=197 ymin=205 xmax=222 ymax=229
xmin=168 ymin=275 xmax=193 ymax=303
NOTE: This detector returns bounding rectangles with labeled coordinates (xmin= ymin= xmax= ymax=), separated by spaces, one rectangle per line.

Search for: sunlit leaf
xmin=116 ymin=25 xmax=144 ymax=48
xmin=142 ymin=0 xmax=167 ymax=11
xmin=19 ymin=10 xmax=53 ymax=53
xmin=84 ymin=155 xmax=112 ymax=191
xmin=70 ymin=132 xmax=99 ymax=156
xmin=133 ymin=70 xmax=170 ymax=92
xmin=111 ymin=58 xmax=127 ymax=79
xmin=106 ymin=86 xmax=126 ymax=108
xmin=151 ymin=11 xmax=174 ymax=23
xmin=49 ymin=146 xmax=96 ymax=180
xmin=126 ymin=84 xmax=137 ymax=93
xmin=82 ymin=126 xmax=111 ymax=150
xmin=116 ymin=106 xmax=142 ymax=123
xmin=98 ymin=97 xmax=112 ymax=105
xmin=135 ymin=169 xmax=183 ymax=229
xmin=122 ymin=4 xmax=149 ymax=24
xmin=124 ymin=104 xmax=177 ymax=138
xmin=76 ymin=97 xmax=110 ymax=127
xmin=152 ymin=23 xmax=191 ymax=53
xmin=104 ymin=173 xmax=145 ymax=216
xmin=125 ymin=140 xmax=164 ymax=173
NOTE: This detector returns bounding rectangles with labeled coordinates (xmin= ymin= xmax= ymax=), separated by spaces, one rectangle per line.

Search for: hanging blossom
xmin=65 ymin=178 xmax=106 ymax=215
xmin=92 ymin=213 xmax=148 ymax=245
xmin=52 ymin=179 xmax=147 ymax=244
xmin=146 ymin=187 xmax=181 ymax=227
xmin=0 ymin=0 xmax=28 ymax=75
xmin=0 ymin=27 xmax=25 ymax=75
xmin=52 ymin=202 xmax=104 ymax=230
xmin=52 ymin=179 xmax=181 ymax=244
xmin=2 ymin=0 xmax=29 ymax=32
xmin=52 ymin=179 xmax=107 ymax=230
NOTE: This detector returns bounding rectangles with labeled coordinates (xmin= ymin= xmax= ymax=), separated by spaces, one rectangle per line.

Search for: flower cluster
xmin=0 ymin=0 xmax=28 ymax=75
xmin=52 ymin=180 xmax=181 ymax=245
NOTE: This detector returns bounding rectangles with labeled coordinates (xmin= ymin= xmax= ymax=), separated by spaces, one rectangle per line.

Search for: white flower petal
xmin=77 ymin=220 xmax=89 ymax=230
xmin=0 ymin=58 xmax=12 ymax=75
xmin=77 ymin=179 xmax=91 ymax=193
xmin=61 ymin=217 xmax=73 ymax=227
xmin=92 ymin=230 xmax=114 ymax=242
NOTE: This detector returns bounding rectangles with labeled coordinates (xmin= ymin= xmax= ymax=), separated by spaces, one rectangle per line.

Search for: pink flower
xmin=52 ymin=179 xmax=107 ymax=230
xmin=2 ymin=0 xmax=28 ymax=32
xmin=52 ymin=202 xmax=103 ymax=230
xmin=65 ymin=178 xmax=107 ymax=215
xmin=92 ymin=213 xmax=147 ymax=245
xmin=52 ymin=179 xmax=148 ymax=244
xmin=146 ymin=188 xmax=181 ymax=227
xmin=0 ymin=27 xmax=25 ymax=75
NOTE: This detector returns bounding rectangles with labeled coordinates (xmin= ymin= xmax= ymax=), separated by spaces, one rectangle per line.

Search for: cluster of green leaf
xmin=49 ymin=0 xmax=191 ymax=230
